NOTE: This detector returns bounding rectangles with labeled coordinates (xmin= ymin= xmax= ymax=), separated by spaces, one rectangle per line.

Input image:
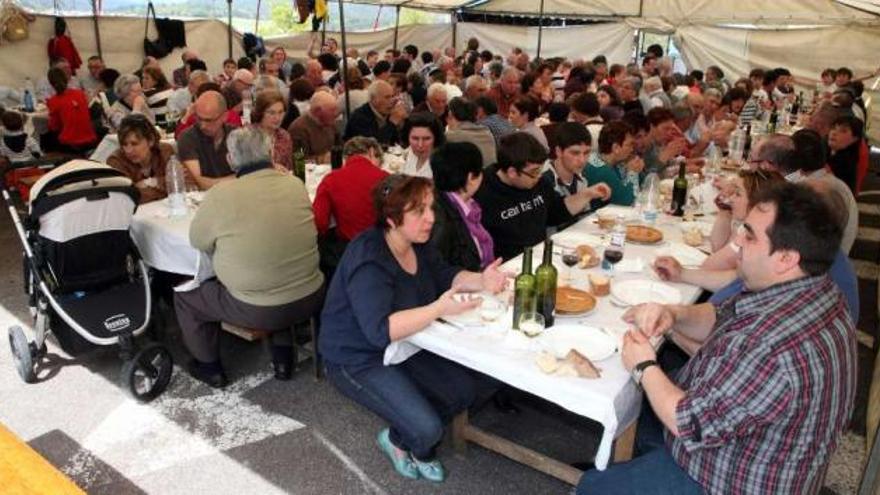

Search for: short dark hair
xmin=98 ymin=68 xmax=120 ymax=89
xmin=237 ymin=57 xmax=254 ymax=70
xmin=117 ymin=113 xmax=160 ymax=148
xmin=403 ymin=44 xmax=418 ymax=58
xmin=520 ymin=72 xmax=537 ymax=95
xmin=289 ymin=62 xmax=306 ymax=80
xmin=752 ymin=182 xmax=841 ymax=275
xmin=512 ymin=96 xmax=540 ymax=121
xmin=821 ymin=68 xmax=837 ymax=79
xmin=421 ymin=51 xmax=433 ymax=64
xmin=47 ymin=67 xmax=68 ymax=93
xmin=547 ymin=102 xmax=569 ymax=123
xmin=555 ymin=122 xmax=591 ymax=151
xmin=689 ymin=70 xmax=704 ymax=82
xmin=496 ymin=132 xmax=547 ymax=172
xmin=598 ymin=120 xmax=632 ymax=154
xmin=762 ymin=69 xmax=779 ymax=87
xmin=646 ymin=107 xmax=674 ymax=127
xmin=789 ymin=129 xmax=827 ymax=173
xmin=402 ymin=112 xmax=446 ymax=147
xmin=646 ymin=44 xmax=664 ymax=58
xmin=373 ymin=60 xmax=391 ymax=77
xmin=749 ymin=68 xmax=765 ymax=79
xmin=725 ymin=87 xmax=749 ymax=104
xmin=223 ymin=57 xmax=237 ymax=67
xmin=622 ymin=111 xmax=650 ymax=134
xmin=1 ymin=110 xmax=23 ymax=131
xmin=318 ymin=53 xmax=339 ymax=71
xmin=707 ymin=65 xmax=724 ymax=80
xmin=186 ymin=58 xmax=207 ymax=72
xmin=474 ymin=96 xmax=498 ymax=116
xmin=448 ymin=97 xmax=477 ymax=122
xmin=641 ymin=55 xmax=656 ymax=67
xmin=836 ymin=67 xmax=853 ymax=79
xmin=391 ymin=58 xmax=411 ymax=74
xmin=831 ymin=115 xmax=864 ymax=139
xmin=431 ymin=142 xmax=483 ymax=192
xmin=373 ymin=175 xmax=434 ymax=230
xmin=570 ymin=92 xmax=600 ymax=117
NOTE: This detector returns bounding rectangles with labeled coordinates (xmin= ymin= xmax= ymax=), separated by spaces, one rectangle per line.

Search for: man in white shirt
xmin=80 ymin=55 xmax=104 ymax=98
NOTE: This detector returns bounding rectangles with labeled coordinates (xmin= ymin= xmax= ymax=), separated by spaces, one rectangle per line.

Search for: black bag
xmin=242 ymin=32 xmax=266 ymax=61
xmin=143 ymin=2 xmax=186 ymax=59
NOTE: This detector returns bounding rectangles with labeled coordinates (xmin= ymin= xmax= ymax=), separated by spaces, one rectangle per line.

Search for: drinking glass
xmin=518 ymin=312 xmax=545 ymax=338
xmin=602 ymin=247 xmax=624 ymax=277
xmin=561 ymin=247 xmax=579 ymax=287
xmin=479 ymin=297 xmax=507 ymax=323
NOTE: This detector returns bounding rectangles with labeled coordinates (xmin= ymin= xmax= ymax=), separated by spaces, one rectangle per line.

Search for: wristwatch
xmin=632 ymin=360 xmax=658 ymax=387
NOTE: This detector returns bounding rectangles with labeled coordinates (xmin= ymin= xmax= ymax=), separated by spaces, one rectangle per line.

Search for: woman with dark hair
xmin=429 ymin=142 xmax=495 ymax=271
xmin=142 ymin=66 xmax=174 ymax=127
xmin=508 ymin=96 xmax=549 ymax=151
xmin=400 ymin=112 xmax=445 ymax=178
xmin=251 ymin=90 xmax=293 ymax=171
xmin=597 ymin=84 xmax=624 ymax=121
xmin=45 ymin=67 xmax=98 ymax=154
xmin=318 ymin=174 xmax=506 ymax=483
xmin=282 ymin=78 xmax=314 ymax=129
xmin=107 ymin=114 xmax=176 ymax=203
xmin=519 ymin=72 xmax=550 ymax=115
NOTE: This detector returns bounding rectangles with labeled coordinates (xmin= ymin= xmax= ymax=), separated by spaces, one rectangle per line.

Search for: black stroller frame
xmin=2 ymin=160 xmax=173 ymax=401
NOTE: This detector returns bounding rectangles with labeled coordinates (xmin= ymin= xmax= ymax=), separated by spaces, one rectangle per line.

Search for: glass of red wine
xmin=561 ymin=247 xmax=579 ymax=286
xmin=602 ymin=247 xmax=624 ymax=277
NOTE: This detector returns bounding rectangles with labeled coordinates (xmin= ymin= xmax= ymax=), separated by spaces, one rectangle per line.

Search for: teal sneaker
xmin=412 ymin=457 xmax=446 ymax=483
xmin=376 ymin=428 xmax=419 ymax=479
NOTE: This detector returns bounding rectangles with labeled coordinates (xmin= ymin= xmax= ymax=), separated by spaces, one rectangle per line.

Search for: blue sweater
xmin=710 ymin=250 xmax=859 ymax=322
xmin=318 ymin=227 xmax=462 ymax=368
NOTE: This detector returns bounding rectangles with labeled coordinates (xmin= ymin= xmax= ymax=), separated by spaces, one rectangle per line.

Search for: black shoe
xmin=492 ymin=392 xmax=521 ymax=414
xmin=273 ymin=361 xmax=292 ymax=381
xmin=187 ymin=360 xmax=228 ymax=388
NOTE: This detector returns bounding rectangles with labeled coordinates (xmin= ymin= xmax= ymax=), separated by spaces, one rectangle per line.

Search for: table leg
xmin=451 ymin=411 xmax=469 ymax=454
xmin=613 ymin=421 xmax=637 ymax=462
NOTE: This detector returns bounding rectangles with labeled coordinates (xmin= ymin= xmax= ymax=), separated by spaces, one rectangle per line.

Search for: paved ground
xmin=1 ymin=158 xmax=877 ymax=494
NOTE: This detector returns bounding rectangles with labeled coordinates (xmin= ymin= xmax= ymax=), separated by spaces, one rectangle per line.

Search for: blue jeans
xmin=325 ymin=351 xmax=476 ymax=460
xmin=577 ymin=406 xmax=705 ymax=495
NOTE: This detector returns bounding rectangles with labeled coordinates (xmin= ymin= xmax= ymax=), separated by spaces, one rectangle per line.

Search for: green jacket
xmin=585 ymin=153 xmax=639 ymax=210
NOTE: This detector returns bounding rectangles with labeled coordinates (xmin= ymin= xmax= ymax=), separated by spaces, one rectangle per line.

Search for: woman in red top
xmin=45 ymin=67 xmax=98 ymax=154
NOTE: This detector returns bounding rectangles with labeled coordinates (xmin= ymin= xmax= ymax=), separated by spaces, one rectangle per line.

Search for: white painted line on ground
xmin=64 ymin=371 xmax=305 ymax=485
xmin=312 ymin=430 xmax=390 ymax=495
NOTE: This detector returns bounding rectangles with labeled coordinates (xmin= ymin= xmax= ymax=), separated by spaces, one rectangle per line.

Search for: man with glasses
xmin=474 ymin=132 xmax=610 ymax=260
xmin=177 ymin=91 xmax=235 ymax=190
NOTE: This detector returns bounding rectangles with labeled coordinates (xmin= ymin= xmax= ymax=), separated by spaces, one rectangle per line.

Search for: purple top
xmin=446 ymin=191 xmax=495 ymax=269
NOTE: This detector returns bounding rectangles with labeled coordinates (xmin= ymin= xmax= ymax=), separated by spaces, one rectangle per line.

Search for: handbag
xmin=143 ymin=3 xmax=171 ymax=58
xmin=143 ymin=2 xmax=185 ymax=59
xmin=1 ymin=3 xmax=30 ymax=42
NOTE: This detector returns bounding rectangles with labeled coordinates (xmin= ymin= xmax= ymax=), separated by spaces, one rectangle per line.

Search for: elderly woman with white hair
xmin=175 ymin=126 xmax=324 ymax=387
xmin=107 ymin=73 xmax=155 ymax=131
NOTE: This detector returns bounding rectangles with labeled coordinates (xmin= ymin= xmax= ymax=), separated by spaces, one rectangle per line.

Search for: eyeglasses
xmin=197 ymin=112 xmax=225 ymax=124
xmin=518 ymin=167 xmax=542 ymax=179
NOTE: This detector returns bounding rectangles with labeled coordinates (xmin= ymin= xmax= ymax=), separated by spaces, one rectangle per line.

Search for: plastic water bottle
xmin=165 ymin=156 xmax=187 ymax=217
xmin=728 ymin=126 xmax=746 ymax=163
xmin=640 ymin=173 xmax=659 ymax=225
xmin=22 ymin=78 xmax=34 ymax=112
xmin=241 ymin=89 xmax=252 ymax=125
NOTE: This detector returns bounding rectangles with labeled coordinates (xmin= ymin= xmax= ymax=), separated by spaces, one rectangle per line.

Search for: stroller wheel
xmin=122 ymin=343 xmax=174 ymax=402
xmin=8 ymin=326 xmax=36 ymax=383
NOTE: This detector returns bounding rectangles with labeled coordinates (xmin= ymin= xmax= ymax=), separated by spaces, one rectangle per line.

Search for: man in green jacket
xmin=585 ymin=120 xmax=645 ymax=210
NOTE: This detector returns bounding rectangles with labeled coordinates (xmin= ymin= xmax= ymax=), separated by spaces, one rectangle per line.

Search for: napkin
xmin=615 ymin=257 xmax=645 ymax=273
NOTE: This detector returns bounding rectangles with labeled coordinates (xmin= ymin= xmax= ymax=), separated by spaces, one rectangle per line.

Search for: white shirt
xmin=400 ymin=148 xmax=433 ymax=178
xmin=167 ymin=88 xmax=193 ymax=115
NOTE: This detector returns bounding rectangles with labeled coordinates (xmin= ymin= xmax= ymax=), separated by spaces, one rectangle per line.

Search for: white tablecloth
xmin=130 ymin=200 xmax=212 ymax=283
xmin=385 ymin=206 xmax=706 ymax=470
xmin=90 ymin=134 xmax=177 ymax=164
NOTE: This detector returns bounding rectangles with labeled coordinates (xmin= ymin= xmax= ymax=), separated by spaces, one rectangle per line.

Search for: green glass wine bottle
xmin=512 ymin=246 xmax=536 ymax=330
xmin=670 ymin=159 xmax=688 ymax=217
xmin=534 ymin=239 xmax=558 ymax=328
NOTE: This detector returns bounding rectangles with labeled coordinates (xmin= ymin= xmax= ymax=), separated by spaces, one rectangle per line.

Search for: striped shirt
xmin=669 ymin=275 xmax=857 ymax=495
xmin=146 ymin=87 xmax=174 ymax=127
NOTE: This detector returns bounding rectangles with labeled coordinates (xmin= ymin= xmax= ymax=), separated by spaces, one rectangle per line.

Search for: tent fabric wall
xmin=0 ymin=14 xmax=243 ymax=89
xmin=675 ymin=24 xmax=880 ymax=90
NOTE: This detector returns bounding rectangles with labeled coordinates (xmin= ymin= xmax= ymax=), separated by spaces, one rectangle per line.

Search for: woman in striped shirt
xmin=142 ymin=66 xmax=174 ymax=128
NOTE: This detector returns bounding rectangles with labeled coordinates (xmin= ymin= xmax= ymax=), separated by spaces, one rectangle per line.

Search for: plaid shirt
xmin=668 ymin=275 xmax=857 ymax=495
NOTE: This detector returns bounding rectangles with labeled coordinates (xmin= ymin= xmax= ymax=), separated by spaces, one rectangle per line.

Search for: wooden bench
xmin=0 ymin=423 xmax=85 ymax=495
xmin=220 ymin=319 xmax=321 ymax=378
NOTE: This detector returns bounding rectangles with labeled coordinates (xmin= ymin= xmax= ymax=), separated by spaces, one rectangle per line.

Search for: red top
xmin=312 ymin=155 xmax=389 ymax=241
xmin=47 ymin=88 xmax=97 ymax=146
xmin=174 ymin=110 xmax=242 ymax=139
xmin=47 ymin=35 xmax=82 ymax=73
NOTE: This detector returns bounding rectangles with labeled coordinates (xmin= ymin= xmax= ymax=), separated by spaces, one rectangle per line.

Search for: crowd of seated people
xmin=2 ymin=34 xmax=872 ymax=493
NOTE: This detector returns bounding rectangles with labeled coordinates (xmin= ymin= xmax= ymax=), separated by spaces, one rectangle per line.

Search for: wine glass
xmin=561 ymin=247 xmax=579 ymax=287
xmin=518 ymin=312 xmax=545 ymax=338
xmin=479 ymin=297 xmax=507 ymax=323
xmin=602 ymin=246 xmax=624 ymax=277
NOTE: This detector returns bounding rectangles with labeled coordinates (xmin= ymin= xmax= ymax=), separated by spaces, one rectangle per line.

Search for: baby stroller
xmin=2 ymin=160 xmax=173 ymax=401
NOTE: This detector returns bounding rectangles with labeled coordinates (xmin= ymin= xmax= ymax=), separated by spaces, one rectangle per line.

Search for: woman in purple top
xmin=429 ymin=142 xmax=497 ymax=271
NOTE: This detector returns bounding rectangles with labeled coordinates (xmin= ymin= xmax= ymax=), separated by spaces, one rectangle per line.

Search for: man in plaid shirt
xmin=579 ymin=182 xmax=858 ymax=494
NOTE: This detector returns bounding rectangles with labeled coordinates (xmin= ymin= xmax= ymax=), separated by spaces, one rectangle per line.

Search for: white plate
xmin=539 ymin=324 xmax=618 ymax=361
xmin=551 ymin=231 xmax=603 ymax=249
xmin=678 ymin=221 xmax=714 ymax=237
xmin=657 ymin=242 xmax=708 ymax=267
xmin=610 ymin=280 xmax=683 ymax=306
xmin=444 ymin=293 xmax=507 ymax=328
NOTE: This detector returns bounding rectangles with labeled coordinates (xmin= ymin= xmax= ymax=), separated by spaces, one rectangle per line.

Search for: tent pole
xmin=451 ymin=11 xmax=457 ymax=53
xmin=254 ymin=0 xmax=261 ymax=33
xmin=321 ymin=14 xmax=327 ymax=46
xmin=91 ymin=0 xmax=102 ymax=58
xmin=536 ymin=0 xmax=545 ymax=60
xmin=339 ymin=0 xmax=351 ymax=121
xmin=226 ymin=0 xmax=233 ymax=59
xmin=393 ymin=5 xmax=400 ymax=51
